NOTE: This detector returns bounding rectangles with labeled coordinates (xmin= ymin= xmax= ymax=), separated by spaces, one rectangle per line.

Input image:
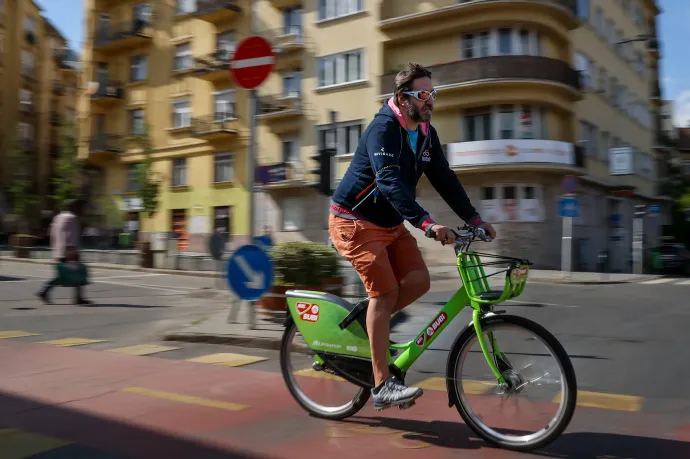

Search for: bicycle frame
xmin=389 ymin=250 xmax=530 ymax=386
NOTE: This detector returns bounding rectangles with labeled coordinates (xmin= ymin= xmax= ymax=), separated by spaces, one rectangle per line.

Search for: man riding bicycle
xmin=328 ymin=62 xmax=497 ymax=411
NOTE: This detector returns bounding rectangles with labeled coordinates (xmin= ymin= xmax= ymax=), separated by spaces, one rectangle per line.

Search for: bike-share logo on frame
xmin=416 ymin=312 xmax=448 ymax=346
xmin=297 ymin=302 xmax=320 ymax=322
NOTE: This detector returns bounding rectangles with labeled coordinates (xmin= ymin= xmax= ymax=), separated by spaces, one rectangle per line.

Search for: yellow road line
xmin=120 ymin=387 xmax=249 ymax=411
xmin=107 ymin=344 xmax=180 ymax=356
xmin=186 ymin=352 xmax=268 ymax=367
xmin=294 ymin=368 xmax=346 ymax=381
xmin=37 ymin=338 xmax=107 ymax=347
xmin=557 ymin=390 xmax=643 ymax=412
xmin=0 ymin=331 xmax=40 ymax=339
xmin=0 ymin=428 xmax=71 ymax=459
xmin=413 ymin=377 xmax=494 ymax=395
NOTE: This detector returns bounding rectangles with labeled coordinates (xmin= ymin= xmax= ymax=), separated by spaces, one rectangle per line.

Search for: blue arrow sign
xmin=227 ymin=244 xmax=274 ymax=301
xmin=559 ymin=196 xmax=579 ymax=218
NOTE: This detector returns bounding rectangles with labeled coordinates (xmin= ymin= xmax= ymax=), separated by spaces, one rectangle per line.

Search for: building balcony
xmin=195 ymin=0 xmax=242 ymax=24
xmin=266 ymin=26 xmax=305 ymax=70
xmin=380 ymin=56 xmax=582 ymax=105
xmin=192 ymin=50 xmax=233 ymax=83
xmin=379 ymin=0 xmax=578 ymax=40
xmin=90 ymin=80 xmax=125 ymax=106
xmin=190 ymin=116 xmax=240 ymax=141
xmin=268 ymin=0 xmax=302 ymax=8
xmin=444 ymin=139 xmax=585 ymax=174
xmin=51 ymin=112 xmax=61 ymax=126
xmin=53 ymin=80 xmax=65 ymax=95
xmin=93 ymin=20 xmax=153 ymax=54
xmin=19 ymin=103 xmax=36 ymax=116
xmin=256 ymin=94 xmax=303 ymax=133
xmin=89 ymin=134 xmax=124 ymax=155
xmin=255 ymin=161 xmax=306 ymax=189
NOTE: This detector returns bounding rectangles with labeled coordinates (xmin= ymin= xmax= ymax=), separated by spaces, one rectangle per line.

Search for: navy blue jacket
xmin=330 ymin=99 xmax=481 ymax=231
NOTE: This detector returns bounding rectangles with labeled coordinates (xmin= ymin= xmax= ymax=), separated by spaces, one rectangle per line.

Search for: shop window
xmin=479 ymin=184 xmax=544 ymax=223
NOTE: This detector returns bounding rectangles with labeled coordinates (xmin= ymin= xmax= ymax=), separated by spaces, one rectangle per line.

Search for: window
xmin=172 ymin=99 xmax=191 ymax=128
xmin=574 ymin=52 xmax=594 ymax=89
xmin=129 ymin=109 xmax=145 ymax=135
xmin=464 ymin=109 xmax=492 ymax=141
xmin=606 ymin=19 xmax=615 ymax=45
xmin=283 ymin=72 xmax=302 ymax=97
xmin=577 ymin=0 xmax=589 ymax=20
xmin=216 ymin=31 xmax=236 ymax=61
xmin=479 ymin=184 xmax=544 ymax=222
xmin=214 ymin=152 xmax=233 ymax=183
xmin=281 ymin=139 xmax=299 ymax=163
xmin=282 ymin=197 xmax=303 ymax=231
xmin=318 ymin=0 xmax=363 ymax=21
xmin=213 ymin=206 xmax=231 ymax=233
xmin=20 ymin=89 xmax=32 ymax=110
xmin=317 ymin=121 xmax=363 ymax=155
xmin=126 ymin=164 xmax=141 ymax=192
xmin=499 ymin=105 xmax=514 ymax=139
xmin=317 ymin=49 xmax=363 ymax=87
xmin=172 ymin=158 xmax=187 ymax=187
xmin=593 ymin=7 xmax=604 ymax=36
xmin=21 ymin=50 xmax=34 ymax=77
xmin=601 ymin=131 xmax=610 ymax=162
xmin=462 ymin=34 xmax=474 ymax=59
xmin=283 ymin=7 xmax=302 ymax=35
xmin=598 ymin=68 xmax=607 ymax=96
xmin=24 ymin=15 xmax=35 ymax=34
xmin=177 ymin=0 xmax=196 ymax=14
xmin=214 ymin=91 xmax=235 ymax=120
xmin=579 ymin=120 xmax=598 ymax=157
xmin=498 ymin=28 xmax=512 ymax=55
xmin=130 ymin=55 xmax=147 ymax=81
xmin=133 ymin=3 xmax=152 ymax=25
xmin=175 ymin=42 xmax=192 ymax=70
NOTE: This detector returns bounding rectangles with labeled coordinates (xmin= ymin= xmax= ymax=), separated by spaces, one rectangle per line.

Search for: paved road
xmin=1 ymin=260 xmax=690 ymax=457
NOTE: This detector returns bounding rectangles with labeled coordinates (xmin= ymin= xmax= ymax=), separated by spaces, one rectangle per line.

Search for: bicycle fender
xmin=444 ymin=312 xmax=501 ymax=408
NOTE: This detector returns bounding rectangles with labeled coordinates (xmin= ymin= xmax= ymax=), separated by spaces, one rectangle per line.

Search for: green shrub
xmin=269 ymin=241 xmax=340 ymax=287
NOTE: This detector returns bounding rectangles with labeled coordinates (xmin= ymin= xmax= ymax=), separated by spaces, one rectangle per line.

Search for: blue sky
xmin=40 ymin=0 xmax=690 ymax=126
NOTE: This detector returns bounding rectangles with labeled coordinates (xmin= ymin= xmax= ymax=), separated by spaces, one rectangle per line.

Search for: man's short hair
xmin=393 ymin=62 xmax=432 ymax=104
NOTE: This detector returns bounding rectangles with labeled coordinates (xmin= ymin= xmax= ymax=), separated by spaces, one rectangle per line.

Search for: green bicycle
xmin=279 ymin=225 xmax=577 ymax=452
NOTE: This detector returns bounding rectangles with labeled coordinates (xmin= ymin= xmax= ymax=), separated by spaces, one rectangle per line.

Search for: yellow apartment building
xmin=79 ymin=0 xmax=665 ymax=271
xmin=0 ymin=0 xmax=81 ymax=230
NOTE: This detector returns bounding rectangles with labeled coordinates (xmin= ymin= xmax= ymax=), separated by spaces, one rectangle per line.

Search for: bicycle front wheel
xmin=447 ymin=314 xmax=577 ymax=452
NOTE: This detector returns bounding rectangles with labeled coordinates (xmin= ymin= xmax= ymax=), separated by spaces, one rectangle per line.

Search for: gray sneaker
xmin=371 ymin=377 xmax=423 ymax=411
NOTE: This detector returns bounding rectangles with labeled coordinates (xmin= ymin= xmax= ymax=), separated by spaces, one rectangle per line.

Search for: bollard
xmin=597 ymin=250 xmax=609 ymax=282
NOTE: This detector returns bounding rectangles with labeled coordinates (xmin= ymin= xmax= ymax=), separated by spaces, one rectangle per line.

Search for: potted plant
xmin=258 ymin=241 xmax=343 ymax=312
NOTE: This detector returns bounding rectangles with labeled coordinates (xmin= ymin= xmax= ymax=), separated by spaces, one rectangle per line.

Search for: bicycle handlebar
xmin=425 ymin=224 xmax=493 ymax=247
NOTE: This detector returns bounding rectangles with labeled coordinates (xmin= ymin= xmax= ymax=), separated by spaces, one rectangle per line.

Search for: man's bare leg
xmin=367 ymin=288 xmax=398 ymax=387
xmin=392 ymin=269 xmax=431 ymax=314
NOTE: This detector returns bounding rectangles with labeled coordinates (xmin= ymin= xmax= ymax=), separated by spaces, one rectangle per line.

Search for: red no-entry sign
xmin=230 ymin=36 xmax=275 ymax=89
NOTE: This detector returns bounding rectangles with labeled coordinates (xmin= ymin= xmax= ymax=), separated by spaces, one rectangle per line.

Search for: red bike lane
xmin=0 ymin=340 xmax=689 ymax=459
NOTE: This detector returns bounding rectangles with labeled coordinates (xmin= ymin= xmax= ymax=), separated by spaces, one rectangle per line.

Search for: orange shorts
xmin=328 ymin=214 xmax=427 ymax=298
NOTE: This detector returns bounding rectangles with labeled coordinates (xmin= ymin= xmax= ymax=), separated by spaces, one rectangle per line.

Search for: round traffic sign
xmin=562 ymin=175 xmax=578 ymax=194
xmin=230 ymin=36 xmax=275 ymax=89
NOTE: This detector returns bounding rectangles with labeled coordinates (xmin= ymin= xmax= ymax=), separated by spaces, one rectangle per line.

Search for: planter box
xmin=257 ymin=276 xmax=346 ymax=313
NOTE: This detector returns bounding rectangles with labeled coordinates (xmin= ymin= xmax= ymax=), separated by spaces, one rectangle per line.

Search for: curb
xmin=0 ymin=256 xmax=219 ymax=279
xmin=163 ymin=332 xmax=282 ymax=350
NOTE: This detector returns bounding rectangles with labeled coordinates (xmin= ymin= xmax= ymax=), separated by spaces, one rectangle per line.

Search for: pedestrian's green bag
xmin=56 ymin=261 xmax=89 ymax=287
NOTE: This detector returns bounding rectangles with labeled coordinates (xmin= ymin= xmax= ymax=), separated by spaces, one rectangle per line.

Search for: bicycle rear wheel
xmin=446 ymin=314 xmax=577 ymax=452
xmin=280 ymin=320 xmax=370 ymax=420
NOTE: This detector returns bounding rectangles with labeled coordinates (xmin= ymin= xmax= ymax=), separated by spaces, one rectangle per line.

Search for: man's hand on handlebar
xmin=478 ymin=222 xmax=497 ymax=240
xmin=428 ymin=224 xmax=455 ymax=245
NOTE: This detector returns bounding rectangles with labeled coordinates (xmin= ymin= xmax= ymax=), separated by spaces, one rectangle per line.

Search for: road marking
xmin=553 ymin=390 xmax=642 ymax=412
xmin=0 ymin=428 xmax=71 ymax=458
xmin=94 ymin=279 xmax=192 ymax=293
xmin=0 ymin=331 xmax=40 ymax=339
xmin=93 ymin=274 xmax=165 ymax=280
xmin=413 ymin=376 xmax=494 ymax=395
xmin=107 ymin=344 xmax=180 ymax=356
xmin=37 ymin=338 xmax=107 ymax=347
xmin=640 ymin=278 xmax=675 ymax=284
xmin=120 ymin=387 xmax=249 ymax=411
xmin=294 ymin=368 xmax=346 ymax=381
xmin=678 ymin=279 xmax=690 ymax=285
xmin=186 ymin=352 xmax=268 ymax=367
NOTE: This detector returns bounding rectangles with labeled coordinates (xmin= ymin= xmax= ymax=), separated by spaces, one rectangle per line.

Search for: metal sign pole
xmin=561 ymin=216 xmax=572 ymax=278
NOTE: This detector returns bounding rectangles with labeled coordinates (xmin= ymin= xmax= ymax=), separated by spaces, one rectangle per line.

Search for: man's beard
xmin=406 ymin=102 xmax=432 ymax=122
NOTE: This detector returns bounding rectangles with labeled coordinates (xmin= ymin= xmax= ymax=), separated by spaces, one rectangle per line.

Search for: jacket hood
xmin=379 ymin=97 xmax=430 ymax=136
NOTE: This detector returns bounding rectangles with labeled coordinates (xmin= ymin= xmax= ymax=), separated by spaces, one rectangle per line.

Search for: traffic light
xmin=309 ymin=147 xmax=336 ymax=196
